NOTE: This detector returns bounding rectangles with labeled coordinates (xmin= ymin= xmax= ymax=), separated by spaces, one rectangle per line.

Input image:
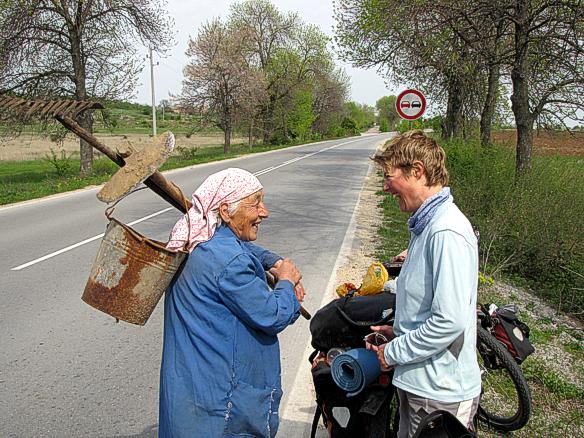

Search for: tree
xmin=0 ymin=0 xmax=174 ymax=175
xmin=179 ymin=19 xmax=263 ymax=153
xmin=345 ymin=101 xmax=375 ymax=131
xmin=311 ymin=64 xmax=350 ymax=137
xmin=376 ymin=95 xmax=399 ymax=132
xmin=286 ymin=88 xmax=315 ymax=140
xmin=335 ymin=0 xmax=500 ymax=141
xmin=503 ymin=0 xmax=583 ymax=173
xmin=335 ymin=0 xmax=584 ymax=174
xmin=230 ymin=0 xmax=333 ymax=143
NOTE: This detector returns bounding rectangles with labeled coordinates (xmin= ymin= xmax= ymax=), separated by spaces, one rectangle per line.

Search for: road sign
xmin=396 ymin=89 xmax=426 ymax=120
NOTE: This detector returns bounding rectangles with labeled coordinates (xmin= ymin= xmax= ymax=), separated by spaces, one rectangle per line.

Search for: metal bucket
xmin=82 ymin=217 xmax=187 ymax=325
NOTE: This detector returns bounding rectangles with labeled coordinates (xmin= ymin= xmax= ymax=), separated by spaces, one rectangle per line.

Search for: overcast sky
xmin=133 ymin=0 xmax=400 ymax=107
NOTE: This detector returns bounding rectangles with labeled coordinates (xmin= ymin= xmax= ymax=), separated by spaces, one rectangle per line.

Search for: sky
xmin=133 ymin=0 xmax=400 ymax=107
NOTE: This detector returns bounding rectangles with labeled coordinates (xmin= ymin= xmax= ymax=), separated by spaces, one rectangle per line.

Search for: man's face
xmin=228 ymin=190 xmax=269 ymax=241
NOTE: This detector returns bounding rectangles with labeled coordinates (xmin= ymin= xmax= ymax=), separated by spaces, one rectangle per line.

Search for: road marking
xmin=10 ymin=137 xmax=367 ymax=271
xmin=278 ymin=162 xmax=376 ymax=437
xmin=11 ymin=207 xmax=174 ymax=271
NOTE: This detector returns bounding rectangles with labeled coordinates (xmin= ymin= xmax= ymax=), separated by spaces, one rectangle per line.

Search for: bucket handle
xmin=104 ymin=185 xmax=191 ymax=252
xmin=105 ymin=186 xmax=148 ymax=219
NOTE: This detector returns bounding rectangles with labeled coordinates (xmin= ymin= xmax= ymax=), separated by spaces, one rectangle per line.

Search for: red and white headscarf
xmin=167 ymin=168 xmax=262 ymax=252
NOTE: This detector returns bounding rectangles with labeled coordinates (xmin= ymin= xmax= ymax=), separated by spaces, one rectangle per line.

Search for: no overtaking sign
xmin=396 ymin=89 xmax=426 ymax=120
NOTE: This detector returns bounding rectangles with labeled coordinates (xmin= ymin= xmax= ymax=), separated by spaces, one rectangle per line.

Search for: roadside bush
xmin=44 ymin=148 xmax=74 ymax=177
xmin=379 ymin=119 xmax=389 ymax=132
xmin=443 ymin=139 xmax=584 ymax=316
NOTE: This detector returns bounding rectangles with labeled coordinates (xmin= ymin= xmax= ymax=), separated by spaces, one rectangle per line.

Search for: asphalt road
xmin=0 ymin=133 xmax=391 ymax=437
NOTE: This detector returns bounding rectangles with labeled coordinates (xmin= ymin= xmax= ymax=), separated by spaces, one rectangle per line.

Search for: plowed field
xmin=492 ymin=130 xmax=584 ymax=157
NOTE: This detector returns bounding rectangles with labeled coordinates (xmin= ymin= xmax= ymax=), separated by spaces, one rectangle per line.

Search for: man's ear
xmin=218 ymin=203 xmax=231 ymax=223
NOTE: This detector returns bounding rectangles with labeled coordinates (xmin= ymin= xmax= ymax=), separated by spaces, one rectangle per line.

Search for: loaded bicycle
xmin=308 ymin=262 xmax=533 ymax=437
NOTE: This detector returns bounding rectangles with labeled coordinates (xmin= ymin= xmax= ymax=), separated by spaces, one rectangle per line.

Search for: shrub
xmin=379 ymin=119 xmax=389 ymax=132
xmin=442 ymin=139 xmax=584 ymax=316
xmin=44 ymin=148 xmax=74 ymax=177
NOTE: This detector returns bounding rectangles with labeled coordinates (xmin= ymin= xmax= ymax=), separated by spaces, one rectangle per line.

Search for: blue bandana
xmin=408 ymin=187 xmax=452 ymax=235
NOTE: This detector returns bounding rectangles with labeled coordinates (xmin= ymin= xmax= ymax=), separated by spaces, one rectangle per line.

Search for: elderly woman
xmin=369 ymin=131 xmax=481 ymax=437
xmin=159 ymin=168 xmax=304 ymax=438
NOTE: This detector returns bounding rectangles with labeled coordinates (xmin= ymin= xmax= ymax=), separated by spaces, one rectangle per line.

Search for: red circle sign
xmin=396 ymin=89 xmax=426 ymax=120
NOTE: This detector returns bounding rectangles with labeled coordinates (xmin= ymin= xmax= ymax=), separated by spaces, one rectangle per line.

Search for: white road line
xmin=278 ymin=162 xmax=376 ymax=437
xmin=11 ymin=207 xmax=173 ymax=271
xmin=10 ymin=137 xmax=365 ymax=271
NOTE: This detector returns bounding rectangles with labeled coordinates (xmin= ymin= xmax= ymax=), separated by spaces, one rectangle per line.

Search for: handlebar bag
xmin=310 ymin=292 xmax=396 ymax=352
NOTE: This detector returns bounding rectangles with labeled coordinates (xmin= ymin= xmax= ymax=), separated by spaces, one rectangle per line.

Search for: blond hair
xmin=372 ymin=130 xmax=449 ymax=186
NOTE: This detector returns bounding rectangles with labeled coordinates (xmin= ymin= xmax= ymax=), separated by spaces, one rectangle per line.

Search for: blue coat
xmin=159 ymin=224 xmax=301 ymax=438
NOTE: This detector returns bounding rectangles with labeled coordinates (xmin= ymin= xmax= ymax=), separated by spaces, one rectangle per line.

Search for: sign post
xmin=395 ymin=89 xmax=426 ymax=124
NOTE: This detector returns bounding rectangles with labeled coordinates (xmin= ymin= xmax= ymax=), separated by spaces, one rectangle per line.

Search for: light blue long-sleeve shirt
xmin=384 ymin=198 xmax=481 ymax=402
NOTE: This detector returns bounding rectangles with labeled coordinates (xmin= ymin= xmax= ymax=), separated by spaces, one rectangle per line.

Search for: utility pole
xmin=149 ymin=47 xmax=158 ymax=136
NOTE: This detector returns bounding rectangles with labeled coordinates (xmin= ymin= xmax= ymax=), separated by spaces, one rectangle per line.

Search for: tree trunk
xmin=510 ymin=0 xmax=533 ymax=175
xmin=248 ymin=118 xmax=254 ymax=149
xmin=70 ymin=21 xmax=93 ymax=176
xmin=78 ymin=112 xmax=94 ymax=176
xmin=224 ymin=119 xmax=231 ymax=155
xmin=261 ymin=100 xmax=275 ymax=144
xmin=442 ymin=75 xmax=464 ymax=140
xmin=480 ymin=63 xmax=500 ymax=147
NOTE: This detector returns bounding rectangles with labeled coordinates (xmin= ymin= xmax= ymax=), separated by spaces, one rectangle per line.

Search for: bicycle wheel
xmin=476 ymin=326 xmax=532 ymax=432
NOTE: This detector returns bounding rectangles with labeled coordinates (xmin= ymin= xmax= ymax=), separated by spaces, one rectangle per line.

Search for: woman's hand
xmin=368 ymin=343 xmax=392 ymax=371
xmin=294 ymin=282 xmax=305 ymax=302
xmin=370 ymin=325 xmax=395 ymax=341
xmin=392 ymin=249 xmax=408 ymax=262
xmin=270 ymin=258 xmax=302 ymax=286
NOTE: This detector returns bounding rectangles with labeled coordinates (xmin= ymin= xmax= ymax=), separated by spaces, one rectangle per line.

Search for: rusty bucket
xmin=82 ymin=216 xmax=187 ymax=325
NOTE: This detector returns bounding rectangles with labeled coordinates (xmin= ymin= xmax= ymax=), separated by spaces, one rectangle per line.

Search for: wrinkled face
xmin=382 ymin=165 xmax=421 ymax=213
xmin=227 ymin=190 xmax=269 ymax=241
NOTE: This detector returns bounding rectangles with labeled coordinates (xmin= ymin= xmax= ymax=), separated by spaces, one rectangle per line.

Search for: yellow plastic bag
xmin=358 ymin=262 xmax=389 ymax=296
xmin=336 ymin=282 xmax=358 ymax=298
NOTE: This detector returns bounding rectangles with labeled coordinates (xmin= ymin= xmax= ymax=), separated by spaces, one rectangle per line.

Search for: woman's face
xmin=228 ymin=190 xmax=269 ymax=241
xmin=383 ymin=165 xmax=424 ymax=213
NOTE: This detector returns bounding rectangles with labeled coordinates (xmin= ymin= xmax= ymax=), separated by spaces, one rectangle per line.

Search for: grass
xmin=93 ymin=106 xmax=204 ymax=135
xmin=0 ymin=142 xmax=301 ymax=205
xmin=374 ymin=178 xmax=410 ymax=262
xmin=476 ymin=285 xmax=584 ymax=437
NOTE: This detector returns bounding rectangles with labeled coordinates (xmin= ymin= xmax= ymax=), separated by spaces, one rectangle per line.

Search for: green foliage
xmin=287 ymin=88 xmax=315 ymax=140
xmin=175 ymin=145 xmax=200 ymax=160
xmin=376 ymin=96 xmax=399 ymax=131
xmin=379 ymin=119 xmax=390 ymax=132
xmin=522 ymin=359 xmax=584 ymax=401
xmin=44 ymin=148 xmax=74 ymax=177
xmin=345 ymin=101 xmax=375 ymax=131
xmin=341 ymin=117 xmax=358 ymax=135
xmin=443 ymin=139 xmax=584 ymax=316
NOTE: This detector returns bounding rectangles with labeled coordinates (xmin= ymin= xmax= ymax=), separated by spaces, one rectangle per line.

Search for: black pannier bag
xmin=492 ymin=307 xmax=535 ymax=364
xmin=309 ymin=292 xmax=398 ymax=437
xmin=309 ymin=292 xmax=397 ymax=352
xmin=310 ymin=356 xmax=398 ymax=438
xmin=412 ymin=409 xmax=475 ymax=438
